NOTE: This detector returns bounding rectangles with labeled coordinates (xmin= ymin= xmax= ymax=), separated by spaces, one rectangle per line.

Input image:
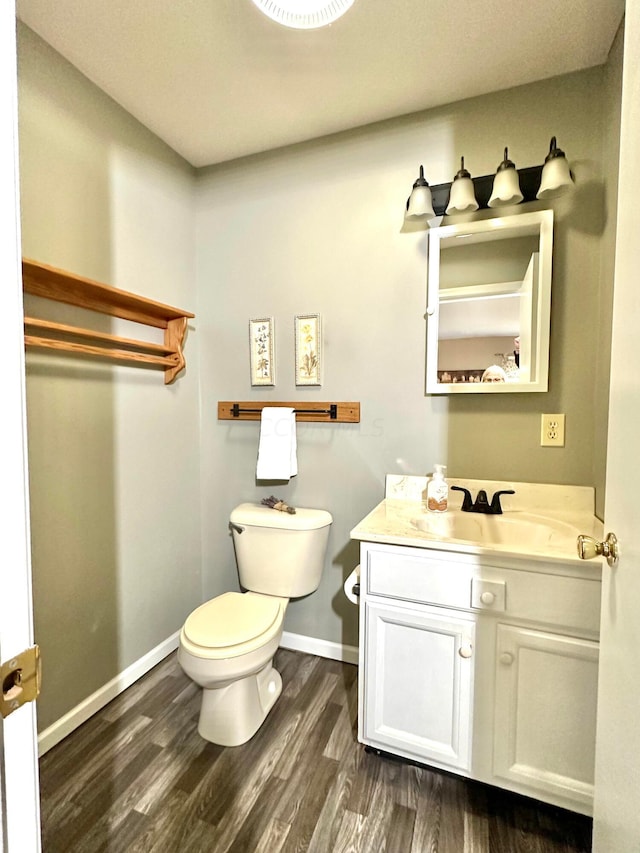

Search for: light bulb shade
xmin=488 ymin=148 xmax=523 ymax=208
xmin=446 ymin=156 xmax=478 ymax=214
xmin=405 ymin=165 xmax=435 ymax=220
xmin=251 ymin=0 xmax=355 ymax=29
xmin=537 ymin=137 xmax=574 ymax=199
xmin=446 ymin=178 xmax=478 ymax=214
xmin=406 ymin=186 xmax=435 ymax=219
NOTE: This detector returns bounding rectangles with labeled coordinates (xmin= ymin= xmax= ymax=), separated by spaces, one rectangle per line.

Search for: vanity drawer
xmin=363 ymin=544 xmax=601 ymax=635
xmin=485 ymin=567 xmax=601 ymax=634
xmin=366 ymin=546 xmax=474 ymax=610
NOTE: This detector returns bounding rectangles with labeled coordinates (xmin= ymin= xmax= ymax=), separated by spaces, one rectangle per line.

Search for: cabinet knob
xmin=480 ymin=591 xmax=495 ymax=605
xmin=499 ymin=652 xmax=514 ymax=666
xmin=458 ymin=644 xmax=473 ymax=659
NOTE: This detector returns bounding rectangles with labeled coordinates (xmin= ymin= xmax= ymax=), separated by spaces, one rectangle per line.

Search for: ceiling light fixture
xmin=251 ymin=0 xmax=355 ymax=29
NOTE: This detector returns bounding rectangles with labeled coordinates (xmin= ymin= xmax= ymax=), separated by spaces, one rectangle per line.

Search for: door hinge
xmin=1 ymin=645 xmax=41 ymax=719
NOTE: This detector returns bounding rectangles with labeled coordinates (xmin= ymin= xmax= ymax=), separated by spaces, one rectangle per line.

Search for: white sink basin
xmin=411 ymin=511 xmax=581 ymax=550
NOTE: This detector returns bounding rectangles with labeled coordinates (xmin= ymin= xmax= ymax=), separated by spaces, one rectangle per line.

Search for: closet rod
xmin=25 ymin=335 xmax=180 ymax=369
xmin=24 ymin=317 xmax=176 ymax=355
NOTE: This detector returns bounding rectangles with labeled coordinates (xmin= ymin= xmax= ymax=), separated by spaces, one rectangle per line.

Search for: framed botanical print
xmin=295 ymin=313 xmax=322 ymax=386
xmin=249 ymin=317 xmax=275 ymax=386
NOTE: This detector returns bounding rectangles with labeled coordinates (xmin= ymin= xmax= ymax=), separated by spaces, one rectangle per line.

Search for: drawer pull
xmin=480 ymin=591 xmax=496 ymax=605
xmin=458 ymin=644 xmax=473 ymax=659
xmin=500 ymin=652 xmax=514 ymax=666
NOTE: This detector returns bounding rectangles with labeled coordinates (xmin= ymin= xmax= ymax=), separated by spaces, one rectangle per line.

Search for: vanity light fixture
xmin=250 ymin=0 xmax=355 ymax=29
xmin=405 ymin=165 xmax=436 ymax=221
xmin=537 ymin=136 xmax=574 ymax=200
xmin=445 ymin=157 xmax=479 ymax=214
xmin=405 ymin=136 xmax=573 ymax=222
xmin=488 ymin=148 xmax=524 ymax=208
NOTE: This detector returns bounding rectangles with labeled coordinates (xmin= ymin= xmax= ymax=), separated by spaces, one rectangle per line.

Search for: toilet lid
xmin=183 ymin=592 xmax=282 ymax=648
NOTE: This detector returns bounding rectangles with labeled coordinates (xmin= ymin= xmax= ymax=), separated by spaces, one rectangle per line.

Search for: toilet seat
xmin=181 ymin=591 xmax=286 ymax=659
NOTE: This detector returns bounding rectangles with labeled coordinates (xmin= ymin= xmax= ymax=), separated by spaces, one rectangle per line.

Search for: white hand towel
xmin=256 ymin=407 xmax=298 ymax=480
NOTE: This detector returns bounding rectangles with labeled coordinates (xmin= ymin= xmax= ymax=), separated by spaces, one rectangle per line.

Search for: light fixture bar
xmin=408 ymin=137 xmax=573 ymax=220
xmin=426 ymin=164 xmax=544 ymax=218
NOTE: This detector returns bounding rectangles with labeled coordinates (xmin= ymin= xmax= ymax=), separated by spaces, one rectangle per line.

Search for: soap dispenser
xmin=427 ymin=465 xmax=448 ymax=513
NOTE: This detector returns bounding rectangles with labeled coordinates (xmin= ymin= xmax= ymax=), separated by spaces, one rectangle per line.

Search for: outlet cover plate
xmin=541 ymin=413 xmax=565 ymax=447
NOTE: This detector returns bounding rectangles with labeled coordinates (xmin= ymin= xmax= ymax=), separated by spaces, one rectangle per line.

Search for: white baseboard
xmin=280 ymin=631 xmax=359 ymax=666
xmin=37 ymin=629 xmax=357 ymax=756
xmin=37 ymin=631 xmax=180 ymax=756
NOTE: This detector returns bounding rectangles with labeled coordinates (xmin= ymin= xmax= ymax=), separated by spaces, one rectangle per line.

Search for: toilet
xmin=178 ymin=502 xmax=332 ymax=746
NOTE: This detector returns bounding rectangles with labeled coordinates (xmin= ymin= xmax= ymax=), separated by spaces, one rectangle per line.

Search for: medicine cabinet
xmin=425 ymin=209 xmax=553 ymax=394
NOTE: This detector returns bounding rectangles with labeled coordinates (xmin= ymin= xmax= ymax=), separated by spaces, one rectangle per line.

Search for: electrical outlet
xmin=541 ymin=413 xmax=565 ymax=447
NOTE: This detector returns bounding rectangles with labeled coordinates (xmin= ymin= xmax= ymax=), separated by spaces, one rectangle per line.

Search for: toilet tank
xmin=229 ymin=503 xmax=332 ymax=598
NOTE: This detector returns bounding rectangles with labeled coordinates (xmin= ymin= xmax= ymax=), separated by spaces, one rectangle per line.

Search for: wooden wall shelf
xmin=22 ymin=259 xmax=194 ymax=384
xmin=218 ymin=401 xmax=360 ymax=423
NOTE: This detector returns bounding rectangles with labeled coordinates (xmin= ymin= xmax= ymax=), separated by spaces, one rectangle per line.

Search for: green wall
xmin=196 ymin=65 xmax=620 ymax=650
xmin=18 ymin=24 xmax=203 ymax=731
xmin=17 ymin=17 xmax=621 ymax=733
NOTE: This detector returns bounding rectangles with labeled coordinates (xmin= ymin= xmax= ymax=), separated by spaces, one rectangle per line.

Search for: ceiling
xmin=16 ymin=0 xmax=624 ymax=169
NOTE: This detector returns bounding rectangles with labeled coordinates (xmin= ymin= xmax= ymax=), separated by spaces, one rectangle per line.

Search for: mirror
xmin=426 ymin=209 xmax=553 ymax=393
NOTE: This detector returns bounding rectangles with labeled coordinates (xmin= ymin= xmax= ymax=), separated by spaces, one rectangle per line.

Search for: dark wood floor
xmin=39 ymin=649 xmax=593 ymax=852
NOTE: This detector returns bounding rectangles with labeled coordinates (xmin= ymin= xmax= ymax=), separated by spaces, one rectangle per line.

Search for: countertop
xmin=350 ymin=478 xmax=605 ymax=567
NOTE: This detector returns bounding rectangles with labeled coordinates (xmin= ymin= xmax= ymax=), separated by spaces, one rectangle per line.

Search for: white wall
xmin=196 ymin=66 xmax=614 ymax=648
xmin=17 ymin=24 xmax=203 ymax=730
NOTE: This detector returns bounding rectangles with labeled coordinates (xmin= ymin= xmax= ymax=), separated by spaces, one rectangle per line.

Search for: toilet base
xmin=197 ymin=661 xmax=283 ymax=746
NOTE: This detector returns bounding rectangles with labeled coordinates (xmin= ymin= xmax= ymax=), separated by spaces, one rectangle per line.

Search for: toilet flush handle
xmin=229 ymin=522 xmax=245 ymax=535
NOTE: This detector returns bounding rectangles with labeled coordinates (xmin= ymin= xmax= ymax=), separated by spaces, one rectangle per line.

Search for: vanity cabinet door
xmin=362 ymin=601 xmax=475 ymax=772
xmin=493 ymin=623 xmax=599 ymax=812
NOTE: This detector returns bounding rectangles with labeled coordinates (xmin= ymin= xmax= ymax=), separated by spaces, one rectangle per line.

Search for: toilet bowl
xmin=178 ymin=591 xmax=288 ymax=746
xmin=178 ymin=502 xmax=332 ymax=746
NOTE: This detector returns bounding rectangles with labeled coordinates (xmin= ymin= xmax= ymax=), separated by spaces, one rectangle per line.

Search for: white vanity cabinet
xmin=363 ymin=600 xmax=475 ymax=772
xmin=492 ymin=624 xmax=598 ymax=811
xmin=357 ymin=540 xmax=601 ymax=815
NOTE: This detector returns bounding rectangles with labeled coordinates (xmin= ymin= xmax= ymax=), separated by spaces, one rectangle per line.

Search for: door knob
xmin=577 ymin=532 xmax=619 ymax=567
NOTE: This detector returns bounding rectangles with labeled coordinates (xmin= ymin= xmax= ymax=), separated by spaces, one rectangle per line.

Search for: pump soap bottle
xmin=427 ymin=465 xmax=448 ymax=513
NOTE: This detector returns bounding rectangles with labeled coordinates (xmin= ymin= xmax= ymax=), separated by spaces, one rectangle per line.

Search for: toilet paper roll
xmin=343 ymin=565 xmax=360 ymax=605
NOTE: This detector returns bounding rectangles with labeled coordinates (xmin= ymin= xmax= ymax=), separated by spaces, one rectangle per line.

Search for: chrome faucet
xmin=451 ymin=486 xmax=515 ymax=515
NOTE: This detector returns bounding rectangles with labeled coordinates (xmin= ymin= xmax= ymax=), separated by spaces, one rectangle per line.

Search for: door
xmin=0 ymin=3 xmax=42 ymax=851
xmin=493 ymin=624 xmax=598 ymax=813
xmin=362 ymin=601 xmax=475 ymax=771
xmin=592 ymin=2 xmax=640 ymax=849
